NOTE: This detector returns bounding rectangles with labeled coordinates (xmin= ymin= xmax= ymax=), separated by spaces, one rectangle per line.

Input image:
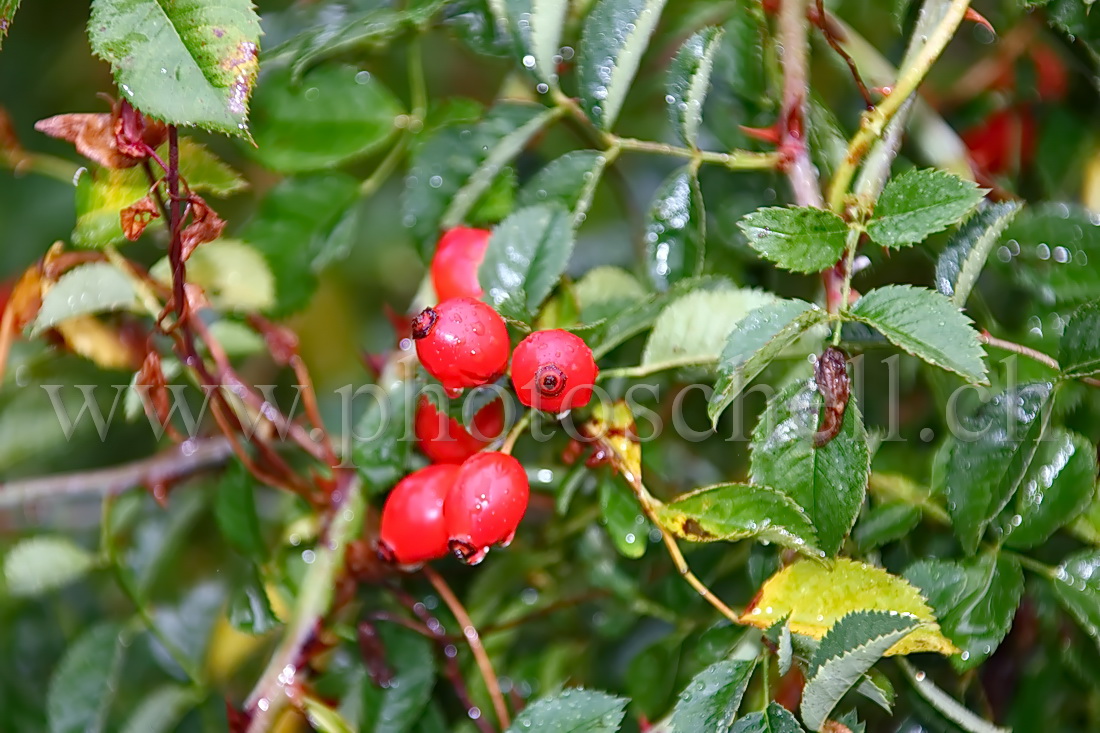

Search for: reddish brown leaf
xmin=180 ymin=195 xmax=226 ymax=261
xmin=964 ymin=7 xmax=995 ymax=35
xmin=114 ymin=100 xmax=168 ymax=158
xmin=121 ymin=196 xmax=161 ymax=241
xmin=35 ymin=100 xmax=166 ymax=169
xmin=249 ymin=314 xmax=298 ymax=365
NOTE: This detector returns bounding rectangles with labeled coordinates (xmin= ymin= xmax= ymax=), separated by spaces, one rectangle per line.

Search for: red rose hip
xmin=431 ymin=227 xmax=490 ymax=301
xmin=415 ymin=395 xmax=506 ymax=464
xmin=378 ymin=464 xmax=459 ymax=565
xmin=510 ymin=329 xmax=598 ymax=413
xmin=412 ymin=297 xmax=510 ymax=396
xmin=444 ymin=452 xmax=529 ymax=564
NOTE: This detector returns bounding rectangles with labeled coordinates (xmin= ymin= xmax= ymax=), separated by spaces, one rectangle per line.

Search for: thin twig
xmin=980 ymin=331 xmax=1100 ymax=388
xmin=0 ymin=437 xmax=234 ymax=510
xmin=423 ymin=566 xmax=511 ymax=730
xmin=980 ymin=332 xmax=1060 ymax=371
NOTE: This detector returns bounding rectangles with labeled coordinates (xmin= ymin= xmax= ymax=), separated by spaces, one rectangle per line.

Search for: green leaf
xmin=1061 ymin=300 xmax=1100 ymax=377
xmin=708 ymin=299 xmax=827 ymax=426
xmin=867 ymin=169 xmax=986 ymax=248
xmin=517 ymin=150 xmax=609 ymax=217
xmin=598 ymin=475 xmax=650 ymax=559
xmin=578 ymin=0 xmax=671 ymax=130
xmin=47 ymin=622 xmax=127 ymax=733
xmin=751 ymin=380 xmax=870 ymax=556
xmin=228 ymin=566 xmax=281 ymax=635
xmin=404 ymin=103 xmax=545 ymax=253
xmin=269 ymin=3 xmax=444 ymax=82
xmin=351 ymin=380 xmax=415 ymax=497
xmin=905 ymin=554 xmax=1023 ymax=672
xmin=243 ymin=173 xmax=361 ymax=316
xmin=642 ymin=287 xmax=776 ymax=372
xmin=800 ymin=610 xmax=921 ymax=731
xmin=715 ymin=0 xmax=768 ymax=108
xmin=213 ymin=461 xmax=266 ymax=560
xmin=657 ymin=483 xmax=818 ymax=555
xmin=503 ymin=0 xmax=568 ymax=85
xmin=0 ymin=0 xmax=19 ymax=49
xmin=1053 ymin=550 xmax=1100 ymax=654
xmin=998 ymin=203 xmax=1100 ymax=305
xmin=442 ymin=0 xmax=513 ymax=58
xmin=944 ymin=382 xmax=1055 ymax=553
xmin=479 ymin=203 xmax=575 ymax=321
xmin=668 ymin=660 xmax=754 ymax=733
xmin=505 ymin=688 xmax=627 ymax=732
xmin=666 ymin=27 xmax=725 ymax=147
xmin=645 ymin=166 xmax=705 ymax=291
xmin=361 ymin=623 xmax=437 ymax=732
xmin=737 ymin=206 xmax=849 ymax=273
xmin=852 ymin=502 xmax=921 ymax=552
xmin=30 ymin=262 xmax=138 ymax=336
xmin=441 ymin=105 xmax=562 ymax=231
xmin=777 ymin=621 xmax=793 ymax=676
xmin=151 ymin=239 xmax=275 ymax=312
xmin=589 ymin=275 xmax=728 ymax=359
xmin=88 ymin=0 xmax=261 ymax=137
xmin=1004 ymin=428 xmax=1097 ymax=549
xmin=249 ymin=64 xmax=402 ymax=173
xmin=935 ymin=201 xmax=1021 ymax=306
xmin=848 ymin=285 xmax=988 ymax=383
xmin=730 ymin=702 xmax=804 ymax=733
xmin=3 ymin=535 xmax=96 ymax=597
xmin=119 ymin=685 xmax=201 ymax=733
xmin=573 ymin=265 xmax=647 ymax=323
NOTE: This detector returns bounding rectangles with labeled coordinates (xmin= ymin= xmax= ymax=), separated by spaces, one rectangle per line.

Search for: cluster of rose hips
xmin=378 ymin=227 xmax=599 ymax=567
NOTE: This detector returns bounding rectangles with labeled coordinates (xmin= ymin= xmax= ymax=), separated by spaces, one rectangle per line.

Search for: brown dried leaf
xmin=114 ymin=100 xmax=167 ymax=158
xmin=180 ymin=195 xmax=226 ymax=261
xmin=121 ymin=195 xmax=161 ymax=241
xmin=35 ymin=100 xmax=166 ymax=169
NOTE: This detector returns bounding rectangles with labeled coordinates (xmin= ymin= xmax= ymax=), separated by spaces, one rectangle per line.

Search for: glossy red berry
xmin=510 ymin=329 xmax=598 ymax=413
xmin=431 ymin=227 xmax=490 ymax=301
xmin=415 ymin=395 xmax=506 ymax=464
xmin=444 ymin=452 xmax=529 ymax=564
xmin=378 ymin=464 xmax=459 ymax=565
xmin=412 ymin=297 xmax=510 ymax=396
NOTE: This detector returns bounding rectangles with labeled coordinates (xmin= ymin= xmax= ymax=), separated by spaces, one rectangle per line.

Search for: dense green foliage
xmin=3 ymin=0 xmax=1100 ymax=731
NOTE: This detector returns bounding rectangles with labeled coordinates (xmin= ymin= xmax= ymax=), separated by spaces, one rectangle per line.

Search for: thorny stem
xmin=778 ymin=0 xmax=824 ymax=209
xmin=827 ymin=0 xmax=973 ymax=212
xmin=423 ymin=566 xmax=511 ymax=730
xmin=0 ymin=437 xmax=235 ymax=510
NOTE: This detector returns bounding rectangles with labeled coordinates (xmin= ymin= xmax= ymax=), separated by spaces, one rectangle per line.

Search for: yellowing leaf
xmin=741 ymin=558 xmax=958 ymax=656
xmin=587 ymin=400 xmax=642 ymax=480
